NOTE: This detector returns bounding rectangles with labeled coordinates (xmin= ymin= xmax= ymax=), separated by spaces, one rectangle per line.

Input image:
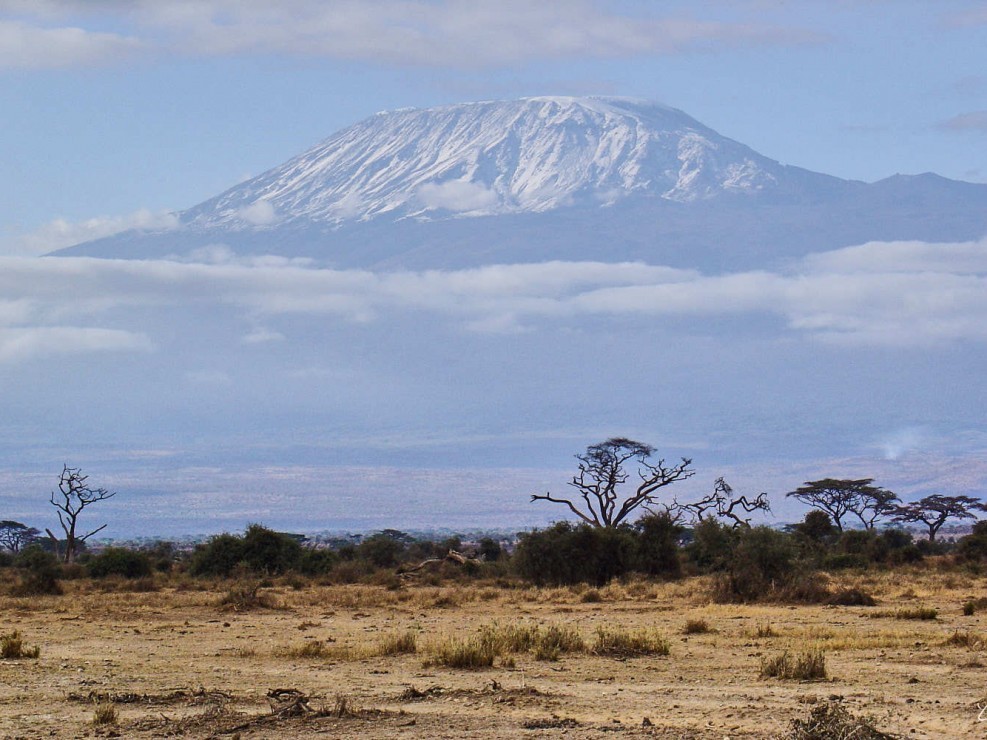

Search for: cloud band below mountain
xmin=0 ymin=236 xmax=984 ymax=362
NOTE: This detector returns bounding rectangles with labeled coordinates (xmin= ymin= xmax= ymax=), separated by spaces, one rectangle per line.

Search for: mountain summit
xmin=183 ymin=96 xmax=794 ymax=229
xmin=59 ymin=97 xmax=987 ymax=269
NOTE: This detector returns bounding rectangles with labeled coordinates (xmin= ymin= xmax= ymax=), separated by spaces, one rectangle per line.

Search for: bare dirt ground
xmin=1 ymin=568 xmax=986 ymax=739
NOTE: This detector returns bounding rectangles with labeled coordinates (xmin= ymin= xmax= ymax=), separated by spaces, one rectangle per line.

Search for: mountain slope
xmin=180 ymin=96 xmax=806 ymax=229
xmin=57 ymin=97 xmax=987 ymax=269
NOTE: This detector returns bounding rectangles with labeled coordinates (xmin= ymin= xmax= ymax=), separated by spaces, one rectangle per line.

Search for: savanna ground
xmin=1 ymin=567 xmax=986 ymax=739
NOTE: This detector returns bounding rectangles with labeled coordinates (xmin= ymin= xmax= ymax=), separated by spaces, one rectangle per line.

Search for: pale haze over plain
xmin=0 ymin=1 xmax=985 ymax=535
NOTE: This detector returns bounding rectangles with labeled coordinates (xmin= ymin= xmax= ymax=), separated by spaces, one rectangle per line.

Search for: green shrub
xmin=712 ymin=526 xmax=815 ymax=603
xmin=241 ymin=524 xmax=303 ymax=575
xmin=298 ymin=548 xmax=339 ymax=576
xmin=513 ymin=522 xmax=637 ymax=586
xmin=633 ymin=513 xmax=682 ymax=577
xmin=685 ymin=518 xmax=737 ymax=571
xmin=478 ymin=537 xmax=503 ymax=562
xmin=12 ymin=546 xmax=62 ymax=596
xmin=356 ymin=533 xmax=407 ymax=568
xmin=958 ymin=521 xmax=987 ymax=561
xmin=87 ymin=547 xmax=152 ymax=579
xmin=189 ymin=533 xmax=245 ymax=577
xmin=830 ymin=528 xmax=921 ymax=567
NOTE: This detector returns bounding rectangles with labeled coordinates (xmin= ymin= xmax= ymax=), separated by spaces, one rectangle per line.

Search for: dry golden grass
xmin=0 ymin=566 xmax=982 ymax=738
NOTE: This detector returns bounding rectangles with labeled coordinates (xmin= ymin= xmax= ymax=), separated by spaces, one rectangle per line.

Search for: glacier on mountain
xmin=181 ymin=96 xmax=781 ymax=229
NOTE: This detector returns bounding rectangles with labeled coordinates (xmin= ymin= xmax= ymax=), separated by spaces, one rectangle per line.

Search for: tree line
xmin=2 ymin=439 xmax=987 ymax=601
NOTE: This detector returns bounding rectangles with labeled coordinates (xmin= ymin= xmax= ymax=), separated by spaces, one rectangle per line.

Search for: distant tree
xmin=670 ymin=477 xmax=770 ymax=528
xmin=531 ymin=438 xmax=694 ymax=528
xmin=792 ymin=510 xmax=838 ymax=543
xmin=892 ymin=494 xmax=984 ymax=542
xmin=47 ymin=465 xmax=116 ymax=563
xmin=357 ymin=532 xmax=408 ymax=568
xmin=786 ymin=478 xmax=894 ymax=532
xmin=847 ymin=483 xmax=899 ymax=530
xmin=477 ymin=537 xmax=503 ymax=562
xmin=0 ymin=521 xmax=41 ymax=552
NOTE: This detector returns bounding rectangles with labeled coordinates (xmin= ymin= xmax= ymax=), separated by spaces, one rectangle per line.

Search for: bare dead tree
xmin=662 ymin=478 xmax=770 ymax=528
xmin=531 ymin=437 xmax=694 ymax=528
xmin=47 ymin=465 xmax=116 ymax=563
xmin=893 ymin=494 xmax=985 ymax=541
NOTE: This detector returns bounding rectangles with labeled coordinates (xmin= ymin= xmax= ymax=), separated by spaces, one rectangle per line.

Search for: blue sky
xmin=0 ymin=1 xmax=986 ymax=535
xmin=2 ymin=1 xmax=986 ymax=252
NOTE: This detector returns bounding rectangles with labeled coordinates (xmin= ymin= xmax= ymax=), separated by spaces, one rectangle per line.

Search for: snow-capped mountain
xmin=59 ymin=97 xmax=987 ymax=270
xmin=182 ymin=97 xmax=790 ymax=229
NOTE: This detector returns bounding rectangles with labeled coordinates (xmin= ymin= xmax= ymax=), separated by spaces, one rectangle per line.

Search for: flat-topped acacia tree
xmin=531 ymin=437 xmax=694 ymax=528
xmin=893 ymin=494 xmax=985 ymax=541
xmin=47 ymin=465 xmax=116 ymax=563
xmin=785 ymin=478 xmax=897 ymax=532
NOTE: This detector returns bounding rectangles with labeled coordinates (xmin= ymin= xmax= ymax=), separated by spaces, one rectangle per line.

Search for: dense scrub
xmin=0 ymin=511 xmax=984 ymax=599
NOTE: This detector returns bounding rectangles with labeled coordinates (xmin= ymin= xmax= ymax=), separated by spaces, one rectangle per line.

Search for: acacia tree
xmin=47 ymin=465 xmax=116 ymax=563
xmin=847 ymin=484 xmax=899 ymax=530
xmin=892 ymin=494 xmax=985 ymax=541
xmin=531 ymin=437 xmax=694 ymax=528
xmin=785 ymin=478 xmax=895 ymax=532
xmin=0 ymin=520 xmax=40 ymax=552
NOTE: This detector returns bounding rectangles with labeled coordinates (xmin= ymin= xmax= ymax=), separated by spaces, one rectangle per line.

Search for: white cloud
xmin=242 ymin=327 xmax=285 ymax=344
xmin=0 ymin=236 xmax=984 ymax=362
xmin=802 ymin=237 xmax=987 ymax=274
xmin=938 ymin=111 xmax=987 ymax=132
xmin=418 ymin=180 xmax=498 ymax=212
xmin=0 ymin=326 xmax=151 ymax=363
xmin=0 ymin=18 xmax=141 ymax=70
xmin=2 ymin=209 xmax=179 ymax=257
xmin=2 ymin=1 xmax=826 ymax=68
xmin=238 ymin=199 xmax=278 ymax=226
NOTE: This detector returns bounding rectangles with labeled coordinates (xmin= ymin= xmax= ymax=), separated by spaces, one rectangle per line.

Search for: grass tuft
xmin=944 ymin=630 xmax=985 ymax=649
xmin=428 ymin=635 xmax=497 ymax=669
xmin=683 ymin=618 xmax=712 ymax=635
xmin=0 ymin=631 xmax=40 ymax=659
xmin=871 ymin=607 xmax=937 ymax=621
xmin=826 ymin=588 xmax=877 ymax=607
xmin=760 ymin=650 xmax=827 ymax=681
xmin=592 ymin=626 xmax=670 ymax=657
xmin=376 ymin=630 xmax=418 ymax=656
xmin=92 ymin=702 xmax=118 ymax=726
xmin=218 ymin=581 xmax=278 ymax=611
xmin=748 ymin=621 xmax=778 ymax=639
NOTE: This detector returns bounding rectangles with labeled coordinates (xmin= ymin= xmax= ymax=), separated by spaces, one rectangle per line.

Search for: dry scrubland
xmin=1 ymin=568 xmax=986 ymax=738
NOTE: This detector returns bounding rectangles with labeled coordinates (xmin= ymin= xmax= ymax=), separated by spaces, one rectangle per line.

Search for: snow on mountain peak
xmin=182 ymin=97 xmax=782 ymax=230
